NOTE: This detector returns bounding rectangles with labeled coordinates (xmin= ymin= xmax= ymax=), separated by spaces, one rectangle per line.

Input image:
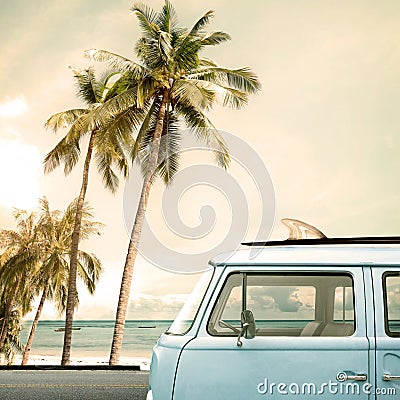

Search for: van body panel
xmin=148 ymin=335 xmax=193 ymax=400
xmin=363 ymin=267 xmax=377 ymax=396
xmin=147 ymin=246 xmax=400 ymax=400
xmin=174 ymin=338 xmax=369 ymax=400
xmin=372 ymin=268 xmax=400 ymax=398
xmin=173 ymin=265 xmax=370 ymax=400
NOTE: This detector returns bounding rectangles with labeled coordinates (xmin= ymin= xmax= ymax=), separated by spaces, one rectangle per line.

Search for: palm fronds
xmin=0 ymin=198 xmax=103 ymax=364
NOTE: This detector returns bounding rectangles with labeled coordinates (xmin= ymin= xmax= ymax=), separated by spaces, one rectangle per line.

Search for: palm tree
xmin=88 ymin=0 xmax=261 ymax=364
xmin=44 ymin=67 xmax=132 ymax=365
xmin=21 ymin=198 xmax=102 ymax=365
xmin=0 ymin=210 xmax=41 ymax=352
xmin=0 ymin=305 xmax=24 ymax=365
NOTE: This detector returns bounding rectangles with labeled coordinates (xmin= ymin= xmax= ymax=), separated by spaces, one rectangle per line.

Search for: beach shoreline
xmin=17 ymin=319 xmax=167 ymax=370
xmin=12 ymin=354 xmax=151 ymax=370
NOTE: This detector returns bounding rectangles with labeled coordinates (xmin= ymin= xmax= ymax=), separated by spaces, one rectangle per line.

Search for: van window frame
xmin=166 ymin=266 xmax=215 ymax=336
xmin=206 ymin=270 xmax=356 ymax=338
xmin=382 ymin=271 xmax=400 ymax=338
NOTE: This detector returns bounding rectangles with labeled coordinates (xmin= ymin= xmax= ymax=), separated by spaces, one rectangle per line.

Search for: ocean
xmin=20 ymin=320 xmax=173 ymax=361
xmin=21 ymin=319 xmax=398 ymax=365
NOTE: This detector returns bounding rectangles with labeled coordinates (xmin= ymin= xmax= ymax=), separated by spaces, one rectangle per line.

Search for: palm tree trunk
xmin=0 ymin=300 xmax=13 ymax=352
xmin=109 ymin=90 xmax=168 ymax=365
xmin=0 ymin=280 xmax=20 ymax=352
xmin=61 ymin=131 xmax=96 ymax=366
xmin=21 ymin=279 xmax=50 ymax=365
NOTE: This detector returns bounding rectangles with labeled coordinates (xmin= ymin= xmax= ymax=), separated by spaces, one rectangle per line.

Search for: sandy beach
xmin=12 ymin=355 xmax=151 ymax=370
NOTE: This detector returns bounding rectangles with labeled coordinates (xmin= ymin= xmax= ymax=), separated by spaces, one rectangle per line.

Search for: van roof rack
xmin=242 ymin=218 xmax=400 ymax=247
xmin=242 ymin=236 xmax=400 ymax=247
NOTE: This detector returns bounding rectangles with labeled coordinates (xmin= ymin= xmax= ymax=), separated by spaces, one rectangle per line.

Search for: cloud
xmin=387 ymin=278 xmax=400 ymax=313
xmin=75 ymin=304 xmax=115 ymax=320
xmin=127 ymin=294 xmax=187 ymax=319
xmin=0 ymin=139 xmax=41 ymax=209
xmin=0 ymin=95 xmax=28 ymax=117
xmin=249 ymin=286 xmax=303 ymax=313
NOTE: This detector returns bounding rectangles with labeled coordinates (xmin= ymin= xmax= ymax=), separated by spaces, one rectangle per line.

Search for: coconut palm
xmin=88 ymin=0 xmax=261 ymax=364
xmin=44 ymin=67 xmax=133 ymax=365
xmin=0 ymin=209 xmax=41 ymax=352
xmin=0 ymin=305 xmax=24 ymax=365
xmin=21 ymin=198 xmax=102 ymax=365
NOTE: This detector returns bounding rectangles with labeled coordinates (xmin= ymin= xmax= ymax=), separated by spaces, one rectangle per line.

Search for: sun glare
xmin=0 ymin=95 xmax=28 ymax=118
xmin=0 ymin=140 xmax=41 ymax=210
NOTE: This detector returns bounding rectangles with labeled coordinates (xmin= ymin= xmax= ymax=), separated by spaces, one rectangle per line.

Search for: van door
xmin=173 ymin=266 xmax=370 ymax=400
xmin=373 ymin=269 xmax=400 ymax=398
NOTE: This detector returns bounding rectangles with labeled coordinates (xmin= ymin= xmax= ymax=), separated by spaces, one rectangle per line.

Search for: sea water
xmin=22 ymin=319 xmax=391 ymax=363
xmin=20 ymin=320 xmax=173 ymax=360
xmin=18 ymin=319 xmax=311 ymax=361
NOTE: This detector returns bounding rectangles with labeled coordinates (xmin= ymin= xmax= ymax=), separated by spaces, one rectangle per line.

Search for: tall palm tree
xmin=0 ymin=210 xmax=41 ymax=352
xmin=21 ymin=198 xmax=102 ymax=365
xmin=44 ymin=67 xmax=133 ymax=365
xmin=88 ymin=0 xmax=261 ymax=364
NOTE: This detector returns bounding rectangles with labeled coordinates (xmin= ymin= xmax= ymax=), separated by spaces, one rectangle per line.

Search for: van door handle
xmin=383 ymin=374 xmax=400 ymax=381
xmin=345 ymin=375 xmax=367 ymax=381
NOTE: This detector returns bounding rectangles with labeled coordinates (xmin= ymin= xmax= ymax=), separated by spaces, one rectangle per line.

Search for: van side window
xmin=383 ymin=272 xmax=400 ymax=337
xmin=334 ymin=286 xmax=355 ymax=323
xmin=207 ymin=273 xmax=355 ymax=337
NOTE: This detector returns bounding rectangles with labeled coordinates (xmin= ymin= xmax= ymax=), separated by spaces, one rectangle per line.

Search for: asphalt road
xmin=0 ymin=369 xmax=149 ymax=400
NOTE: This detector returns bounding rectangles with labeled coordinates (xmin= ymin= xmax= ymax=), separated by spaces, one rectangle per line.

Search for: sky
xmin=1 ymin=0 xmax=400 ymax=320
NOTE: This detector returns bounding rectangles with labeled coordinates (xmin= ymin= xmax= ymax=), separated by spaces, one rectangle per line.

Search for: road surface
xmin=0 ymin=369 xmax=149 ymax=400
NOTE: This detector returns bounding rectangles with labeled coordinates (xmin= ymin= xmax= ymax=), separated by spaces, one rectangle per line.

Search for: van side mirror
xmin=237 ymin=309 xmax=256 ymax=347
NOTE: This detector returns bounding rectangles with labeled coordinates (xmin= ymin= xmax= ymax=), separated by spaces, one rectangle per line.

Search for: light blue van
xmin=146 ymin=222 xmax=400 ymax=399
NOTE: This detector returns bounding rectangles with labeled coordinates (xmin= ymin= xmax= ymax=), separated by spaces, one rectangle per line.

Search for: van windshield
xmin=166 ymin=267 xmax=214 ymax=335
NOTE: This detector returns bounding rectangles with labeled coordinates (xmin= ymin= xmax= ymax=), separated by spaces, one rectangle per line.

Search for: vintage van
xmin=146 ymin=220 xmax=400 ymax=399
